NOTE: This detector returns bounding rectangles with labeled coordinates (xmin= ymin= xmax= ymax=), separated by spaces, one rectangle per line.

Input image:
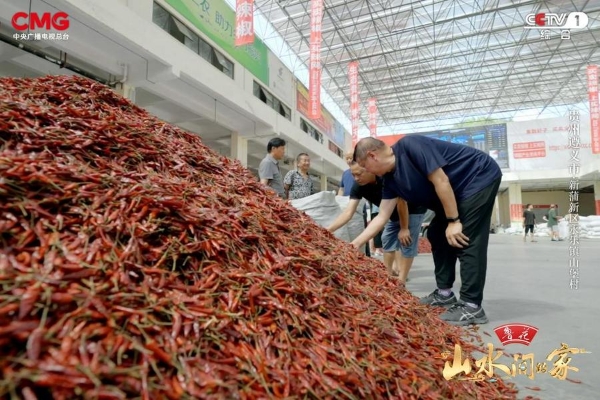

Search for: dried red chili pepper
xmin=0 ymin=75 xmax=519 ymax=399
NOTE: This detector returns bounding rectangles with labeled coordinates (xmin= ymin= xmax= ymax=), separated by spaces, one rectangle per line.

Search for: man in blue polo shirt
xmin=338 ymin=152 xmax=356 ymax=196
xmin=350 ymin=136 xmax=502 ymax=326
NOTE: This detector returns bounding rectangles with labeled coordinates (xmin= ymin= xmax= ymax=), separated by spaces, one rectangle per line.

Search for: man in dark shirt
xmin=351 ymin=136 xmax=502 ymax=326
xmin=328 ymin=162 xmax=427 ymax=284
xmin=522 ymin=204 xmax=537 ymax=242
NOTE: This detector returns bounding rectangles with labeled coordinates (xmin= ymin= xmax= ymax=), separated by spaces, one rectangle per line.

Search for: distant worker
xmin=543 ymin=204 xmax=562 ymax=241
xmin=338 ymin=152 xmax=356 ymax=196
xmin=351 ymin=136 xmax=502 ymax=326
xmin=258 ymin=138 xmax=286 ymax=198
xmin=284 ymin=153 xmax=314 ymax=200
xmin=522 ymin=204 xmax=537 ymax=242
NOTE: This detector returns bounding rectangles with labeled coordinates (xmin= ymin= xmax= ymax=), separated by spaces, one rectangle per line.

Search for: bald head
xmin=344 ymin=152 xmax=354 ymax=166
xmin=352 ymin=137 xmax=395 ymax=176
xmin=353 ymin=137 xmax=386 ymax=163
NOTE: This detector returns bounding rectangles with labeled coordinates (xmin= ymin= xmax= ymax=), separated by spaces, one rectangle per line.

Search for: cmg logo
xmin=11 ymin=12 xmax=70 ymax=31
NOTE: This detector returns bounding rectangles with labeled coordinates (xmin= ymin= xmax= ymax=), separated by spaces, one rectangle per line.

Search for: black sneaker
xmin=440 ymin=302 xmax=489 ymax=326
xmin=419 ymin=289 xmax=458 ymax=307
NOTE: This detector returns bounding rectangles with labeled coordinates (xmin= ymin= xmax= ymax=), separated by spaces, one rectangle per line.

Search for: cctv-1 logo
xmin=525 ymin=12 xmax=588 ymax=29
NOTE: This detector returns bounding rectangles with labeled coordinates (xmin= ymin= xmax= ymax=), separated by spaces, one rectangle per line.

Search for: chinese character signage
xmin=512 ymin=141 xmax=546 ymax=159
xmin=349 ymin=61 xmax=359 ymax=146
xmin=368 ymin=97 xmax=377 ymax=137
xmin=442 ymin=342 xmax=589 ymax=382
xmin=567 ymin=109 xmax=581 ymax=289
xmin=164 ymin=0 xmax=269 ymax=84
xmin=12 ymin=32 xmax=69 ymax=41
xmin=509 ymin=203 xmax=523 ymax=223
xmin=296 ymin=82 xmax=346 ymax=148
xmin=442 ymin=324 xmax=590 ymax=384
xmin=234 ymin=0 xmax=254 ymax=46
xmin=308 ymin=0 xmax=323 ymax=120
xmin=587 ymin=65 xmax=600 ymax=154
xmin=507 ymin=116 xmax=597 ymax=171
xmin=493 ymin=323 xmax=539 ymax=345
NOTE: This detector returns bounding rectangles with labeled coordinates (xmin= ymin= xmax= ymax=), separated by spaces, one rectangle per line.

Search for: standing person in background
xmin=338 ymin=152 xmax=356 ymax=196
xmin=543 ymin=204 xmax=562 ymax=241
xmin=522 ymin=204 xmax=537 ymax=242
xmin=284 ymin=153 xmax=314 ymax=200
xmin=258 ymin=138 xmax=286 ymax=199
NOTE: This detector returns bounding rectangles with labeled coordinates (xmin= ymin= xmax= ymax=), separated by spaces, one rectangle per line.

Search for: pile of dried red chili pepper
xmin=0 ymin=76 xmax=517 ymax=399
xmin=418 ymin=238 xmax=432 ymax=254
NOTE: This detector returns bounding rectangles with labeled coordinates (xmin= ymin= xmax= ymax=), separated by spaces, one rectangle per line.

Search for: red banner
xmin=587 ymin=65 xmax=600 ymax=154
xmin=510 ymin=204 xmax=523 ymax=222
xmin=512 ymin=141 xmax=546 ymax=159
xmin=308 ymin=0 xmax=323 ymax=119
xmin=493 ymin=323 xmax=539 ymax=346
xmin=234 ymin=0 xmax=254 ymax=46
xmin=368 ymin=97 xmax=377 ymax=137
xmin=349 ymin=61 xmax=359 ymax=146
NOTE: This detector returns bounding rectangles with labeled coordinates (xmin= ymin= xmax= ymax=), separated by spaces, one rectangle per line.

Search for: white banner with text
xmin=507 ymin=116 xmax=598 ymax=171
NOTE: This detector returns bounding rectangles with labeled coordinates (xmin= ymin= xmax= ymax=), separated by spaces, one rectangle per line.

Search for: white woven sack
xmin=291 ymin=192 xmax=350 ymax=242
xmin=334 ymin=196 xmax=366 ymax=243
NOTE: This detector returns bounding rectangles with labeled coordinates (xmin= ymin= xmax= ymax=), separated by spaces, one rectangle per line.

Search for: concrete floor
xmin=405 ymin=234 xmax=599 ymax=400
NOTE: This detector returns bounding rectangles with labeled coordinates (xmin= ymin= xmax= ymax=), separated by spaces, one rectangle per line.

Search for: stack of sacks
xmin=501 ymin=224 xmax=550 ymax=237
xmin=500 ymin=216 xmax=600 ymax=239
xmin=580 ymin=215 xmax=600 ymax=239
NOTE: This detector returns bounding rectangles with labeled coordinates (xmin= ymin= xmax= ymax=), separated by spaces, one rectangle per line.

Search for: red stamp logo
xmin=494 ymin=323 xmax=539 ymax=346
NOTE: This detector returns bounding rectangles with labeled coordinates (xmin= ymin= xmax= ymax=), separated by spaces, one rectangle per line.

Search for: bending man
xmin=350 ymin=136 xmax=502 ymax=326
xmin=327 ymin=162 xmax=426 ymax=284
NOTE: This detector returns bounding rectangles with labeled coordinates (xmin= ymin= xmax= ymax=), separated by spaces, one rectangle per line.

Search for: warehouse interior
xmin=2 ymin=0 xmax=599 ymax=225
xmin=1 ymin=0 xmax=600 ymax=398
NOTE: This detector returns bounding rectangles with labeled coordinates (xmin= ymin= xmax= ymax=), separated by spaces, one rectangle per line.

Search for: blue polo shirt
xmin=340 ymin=169 xmax=355 ymax=196
xmin=382 ymin=135 xmax=502 ymax=211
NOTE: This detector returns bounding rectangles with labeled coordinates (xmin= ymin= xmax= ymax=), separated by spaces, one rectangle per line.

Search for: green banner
xmin=164 ymin=0 xmax=269 ymax=84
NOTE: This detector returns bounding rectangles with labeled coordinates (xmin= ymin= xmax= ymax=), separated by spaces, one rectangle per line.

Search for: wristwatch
xmin=447 ymin=216 xmax=460 ymax=223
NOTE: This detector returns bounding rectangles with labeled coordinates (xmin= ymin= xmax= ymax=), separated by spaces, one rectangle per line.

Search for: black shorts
xmin=524 ymin=224 xmax=534 ymax=234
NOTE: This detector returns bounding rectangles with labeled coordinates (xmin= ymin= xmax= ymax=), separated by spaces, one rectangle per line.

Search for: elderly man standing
xmin=258 ymin=138 xmax=286 ymax=198
xmin=350 ymin=136 xmax=502 ymax=326
xmin=284 ymin=153 xmax=314 ymax=200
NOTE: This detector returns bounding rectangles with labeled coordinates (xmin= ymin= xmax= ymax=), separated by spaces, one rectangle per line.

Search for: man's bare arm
xmin=397 ymin=198 xmax=409 ymax=229
xmin=351 ymin=199 xmax=396 ymax=248
xmin=428 ymin=168 xmax=458 ymax=219
xmin=428 ymin=167 xmax=468 ymax=247
xmin=327 ymin=199 xmax=360 ymax=232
